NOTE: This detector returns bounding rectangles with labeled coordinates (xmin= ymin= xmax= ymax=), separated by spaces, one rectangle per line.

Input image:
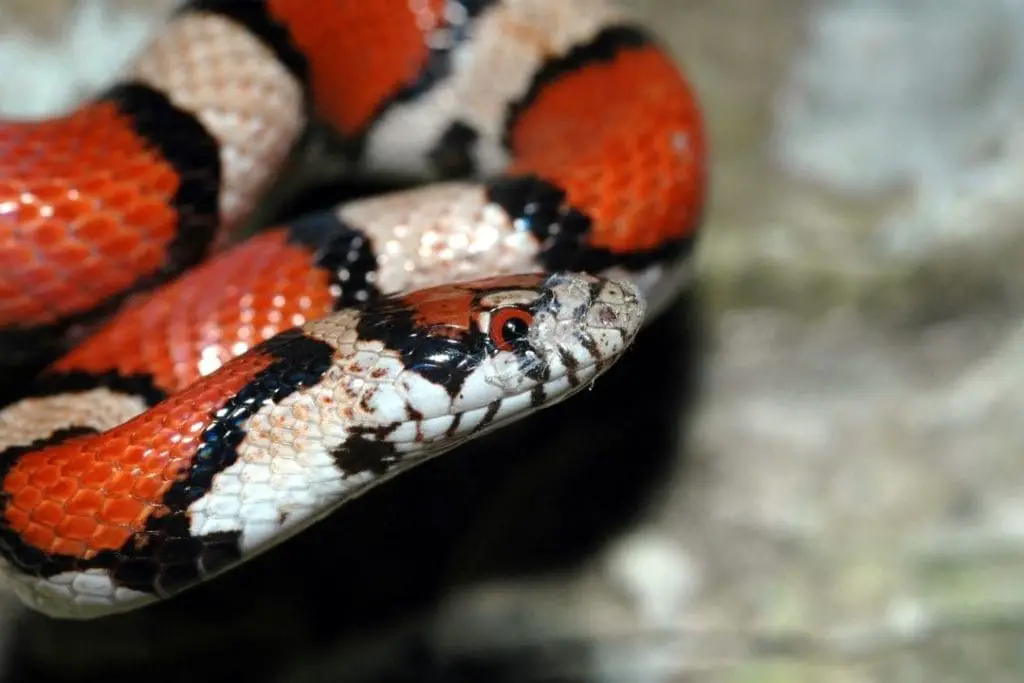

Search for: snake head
xmin=331 ymin=271 xmax=646 ymax=454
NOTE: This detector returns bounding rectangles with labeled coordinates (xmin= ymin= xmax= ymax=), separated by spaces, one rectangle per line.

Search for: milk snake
xmin=0 ymin=0 xmax=706 ymax=619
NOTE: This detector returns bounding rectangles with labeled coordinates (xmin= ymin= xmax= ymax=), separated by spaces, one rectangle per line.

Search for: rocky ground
xmin=2 ymin=1 xmax=1024 ymax=681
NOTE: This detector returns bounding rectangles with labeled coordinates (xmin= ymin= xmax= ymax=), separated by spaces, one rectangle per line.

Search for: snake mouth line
xmin=395 ymin=362 xmax=612 ymax=450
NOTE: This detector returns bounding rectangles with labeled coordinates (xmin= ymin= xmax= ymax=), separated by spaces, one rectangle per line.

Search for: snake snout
xmin=587 ymin=278 xmax=645 ymax=341
xmin=534 ymin=273 xmax=646 ymax=375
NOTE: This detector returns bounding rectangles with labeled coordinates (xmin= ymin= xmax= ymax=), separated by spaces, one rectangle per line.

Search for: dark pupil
xmin=501 ymin=315 xmax=530 ymax=345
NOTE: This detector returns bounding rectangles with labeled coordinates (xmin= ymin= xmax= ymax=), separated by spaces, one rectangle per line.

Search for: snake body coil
xmin=0 ymin=0 xmax=706 ymax=619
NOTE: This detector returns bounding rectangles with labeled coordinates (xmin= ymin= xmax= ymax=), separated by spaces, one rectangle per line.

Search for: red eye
xmin=489 ymin=307 xmax=534 ymax=352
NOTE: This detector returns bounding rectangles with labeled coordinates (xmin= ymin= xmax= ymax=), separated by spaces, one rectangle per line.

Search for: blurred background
xmin=2 ymin=1 xmax=1024 ymax=681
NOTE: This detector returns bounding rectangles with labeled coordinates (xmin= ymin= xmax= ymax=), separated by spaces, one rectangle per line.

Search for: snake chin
xmin=383 ymin=368 xmax=607 ymax=455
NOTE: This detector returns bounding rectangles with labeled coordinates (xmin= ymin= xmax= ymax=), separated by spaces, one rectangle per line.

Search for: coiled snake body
xmin=0 ymin=0 xmax=706 ymax=619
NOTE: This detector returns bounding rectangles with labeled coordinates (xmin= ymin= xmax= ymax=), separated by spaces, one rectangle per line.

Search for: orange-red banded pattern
xmin=0 ymin=102 xmax=180 ymax=326
xmin=0 ymin=82 xmax=223 ymax=373
xmin=506 ymin=30 xmax=706 ymax=255
xmin=1 ymin=349 xmax=277 ymax=560
xmin=48 ymin=229 xmax=338 ymax=395
xmin=267 ymin=0 xmax=448 ymax=135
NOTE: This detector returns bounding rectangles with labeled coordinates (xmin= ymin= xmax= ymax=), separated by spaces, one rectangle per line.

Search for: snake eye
xmin=489 ymin=307 xmax=534 ymax=352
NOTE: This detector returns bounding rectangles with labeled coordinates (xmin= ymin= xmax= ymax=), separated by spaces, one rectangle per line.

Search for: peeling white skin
xmin=189 ymin=273 xmax=644 ymax=561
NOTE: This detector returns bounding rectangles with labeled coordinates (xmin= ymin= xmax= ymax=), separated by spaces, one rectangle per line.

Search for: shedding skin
xmin=0 ymin=272 xmax=644 ymax=619
xmin=0 ymin=0 xmax=707 ymax=619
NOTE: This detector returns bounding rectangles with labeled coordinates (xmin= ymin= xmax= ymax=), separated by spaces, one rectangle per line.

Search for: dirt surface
xmin=2 ymin=1 xmax=1024 ymax=682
